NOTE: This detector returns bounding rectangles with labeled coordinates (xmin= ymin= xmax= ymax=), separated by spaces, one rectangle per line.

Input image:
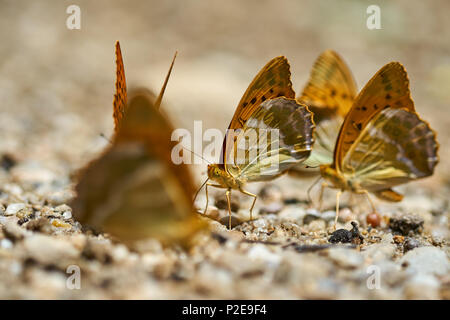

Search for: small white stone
xmin=4 ymin=203 xmax=26 ymax=215
xmin=400 ymin=246 xmax=449 ymax=276
xmin=62 ymin=211 xmax=72 ymax=220
xmin=327 ymin=247 xmax=364 ymax=268
xmin=247 ymin=244 xmax=281 ymax=268
xmin=0 ymin=238 xmax=13 ymax=249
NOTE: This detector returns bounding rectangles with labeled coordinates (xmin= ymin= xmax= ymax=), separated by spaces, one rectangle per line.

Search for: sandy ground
xmin=0 ymin=0 xmax=448 ymax=299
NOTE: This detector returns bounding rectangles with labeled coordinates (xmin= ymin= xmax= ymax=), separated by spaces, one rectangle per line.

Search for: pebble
xmin=403 ymin=238 xmax=421 ymax=253
xmin=259 ymin=202 xmax=283 ymax=215
xmin=400 ymin=246 xmax=449 ymax=276
xmin=303 ymin=211 xmax=321 ymax=225
xmin=247 ymin=244 xmax=281 ymax=268
xmin=4 ymin=203 xmax=26 ymax=216
xmin=1 ymin=217 xmax=28 ymax=240
xmin=258 ymin=184 xmax=283 ymax=203
xmin=327 ymin=247 xmax=364 ymax=268
xmin=362 ymin=241 xmax=396 ymax=263
xmin=218 ymin=215 xmax=242 ymax=229
xmin=404 ymin=273 xmax=440 ymax=299
xmin=308 ymin=219 xmax=326 ymax=231
xmin=389 ymin=214 xmax=424 ymax=235
xmin=62 ymin=211 xmax=72 ymax=220
xmin=0 ymin=238 xmax=13 ymax=249
xmin=23 ymin=234 xmax=80 ymax=265
xmin=47 ymin=190 xmax=74 ymax=206
xmin=215 ymin=198 xmax=239 ymax=212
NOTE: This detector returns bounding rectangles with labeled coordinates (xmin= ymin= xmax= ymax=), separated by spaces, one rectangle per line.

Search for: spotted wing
xmin=334 ymin=62 xmax=414 ymax=169
xmin=221 ymin=56 xmax=295 ymax=167
xmin=225 ymin=97 xmax=315 ymax=182
xmin=299 ymin=50 xmax=356 ymax=119
xmin=341 ymin=108 xmax=438 ymax=193
xmin=292 ymin=50 xmax=356 ymax=170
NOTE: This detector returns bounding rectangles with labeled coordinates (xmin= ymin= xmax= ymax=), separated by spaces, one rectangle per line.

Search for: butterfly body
xmin=207 ymin=164 xmax=243 ymax=190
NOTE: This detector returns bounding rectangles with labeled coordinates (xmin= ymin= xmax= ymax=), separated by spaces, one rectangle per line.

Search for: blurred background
xmin=0 ymin=0 xmax=449 ymax=197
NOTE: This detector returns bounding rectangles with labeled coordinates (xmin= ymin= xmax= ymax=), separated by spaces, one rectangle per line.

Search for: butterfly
xmin=200 ymin=56 xmax=316 ymax=229
xmin=72 ymin=42 xmax=206 ymax=246
xmin=289 ymin=50 xmax=357 ymax=174
xmin=317 ymin=61 xmax=439 ymax=227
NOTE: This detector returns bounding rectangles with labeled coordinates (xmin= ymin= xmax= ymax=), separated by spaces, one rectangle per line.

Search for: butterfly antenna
xmin=181 ymin=146 xmax=212 ymax=164
xmin=155 ymin=51 xmax=178 ymax=110
xmin=193 ymin=178 xmax=209 ymax=205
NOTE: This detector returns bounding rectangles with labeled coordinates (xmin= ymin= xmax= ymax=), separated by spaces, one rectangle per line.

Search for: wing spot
xmin=384 ymin=104 xmax=390 ymax=109
xmin=362 ymin=106 xmax=367 ymax=111
xmin=331 ymin=89 xmax=336 ymax=96
xmin=261 ymin=95 xmax=266 ymax=102
xmin=269 ymin=88 xmax=274 ymax=94
xmin=242 ymin=102 xmax=248 ymax=108
xmin=250 ymin=98 xmax=257 ymax=104
xmin=373 ymin=104 xmax=378 ymax=110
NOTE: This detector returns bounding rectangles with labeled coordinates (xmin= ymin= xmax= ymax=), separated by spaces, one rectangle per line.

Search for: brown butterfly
xmin=72 ymin=42 xmax=205 ymax=246
xmin=317 ymin=61 xmax=439 ymax=227
xmin=290 ymin=50 xmax=357 ymax=174
xmin=200 ymin=56 xmax=315 ymax=229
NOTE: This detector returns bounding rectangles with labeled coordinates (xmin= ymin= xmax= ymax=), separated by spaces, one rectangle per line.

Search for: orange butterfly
xmin=201 ymin=56 xmax=315 ymax=229
xmin=290 ymin=50 xmax=357 ymax=174
xmin=72 ymin=42 xmax=206 ymax=246
xmin=317 ymin=61 xmax=439 ymax=227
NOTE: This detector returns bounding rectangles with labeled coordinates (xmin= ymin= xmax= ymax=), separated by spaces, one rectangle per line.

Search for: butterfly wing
xmin=73 ymin=89 xmax=205 ymax=245
xmin=225 ymin=97 xmax=315 ymax=182
xmin=293 ymin=50 xmax=357 ymax=169
xmin=334 ymin=62 xmax=414 ymax=170
xmin=341 ymin=108 xmax=438 ymax=193
xmin=299 ymin=50 xmax=356 ymax=119
xmin=113 ymin=41 xmax=127 ymax=132
xmin=221 ymin=56 xmax=295 ymax=167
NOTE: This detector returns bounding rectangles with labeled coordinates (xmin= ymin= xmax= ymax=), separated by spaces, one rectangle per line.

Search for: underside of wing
xmin=341 ymin=108 xmax=438 ymax=192
xmin=374 ymin=188 xmax=404 ymax=202
xmin=225 ymin=97 xmax=315 ymax=182
xmin=292 ymin=115 xmax=341 ymax=170
xmin=73 ymin=89 xmax=204 ymax=244
xmin=221 ymin=56 xmax=295 ymax=166
xmin=335 ymin=62 xmax=415 ymax=168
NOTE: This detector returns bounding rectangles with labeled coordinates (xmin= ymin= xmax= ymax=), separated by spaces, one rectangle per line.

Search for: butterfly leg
xmin=203 ymin=183 xmax=226 ymax=215
xmin=239 ymin=188 xmax=257 ymax=222
xmin=348 ymin=192 xmax=355 ymax=212
xmin=225 ymin=189 xmax=232 ymax=230
xmin=318 ymin=182 xmax=329 ymax=212
xmin=334 ymin=190 xmax=343 ymax=230
xmin=307 ymin=176 xmax=322 ymax=206
xmin=362 ymin=190 xmax=377 ymax=214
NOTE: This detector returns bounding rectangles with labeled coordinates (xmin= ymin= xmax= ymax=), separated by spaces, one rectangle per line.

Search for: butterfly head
xmin=207 ymin=164 xmax=238 ymax=188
